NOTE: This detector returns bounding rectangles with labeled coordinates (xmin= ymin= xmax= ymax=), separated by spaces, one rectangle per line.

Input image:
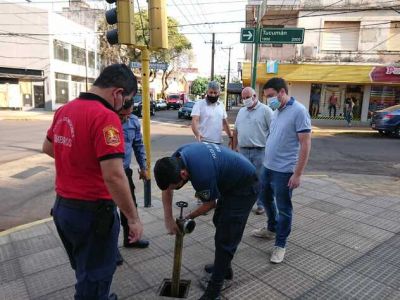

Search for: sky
xmin=13 ymin=0 xmax=250 ymax=79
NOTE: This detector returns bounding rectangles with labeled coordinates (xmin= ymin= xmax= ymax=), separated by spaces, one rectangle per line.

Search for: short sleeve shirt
xmin=264 ymin=98 xmax=311 ymax=173
xmin=234 ymin=101 xmax=272 ymax=148
xmin=190 ymin=99 xmax=227 ymax=143
xmin=46 ymin=93 xmax=124 ymax=201
xmin=173 ymin=143 xmax=256 ymax=202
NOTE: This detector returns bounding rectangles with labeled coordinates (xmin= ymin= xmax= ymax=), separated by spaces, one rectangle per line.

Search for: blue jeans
xmin=52 ymin=197 xmax=119 ymax=300
xmin=211 ymin=181 xmax=257 ymax=286
xmin=260 ymin=167 xmax=293 ymax=248
xmin=239 ymin=147 xmax=265 ymax=209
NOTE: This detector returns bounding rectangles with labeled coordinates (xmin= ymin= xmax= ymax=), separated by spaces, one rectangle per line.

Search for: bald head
xmin=241 ymin=87 xmax=256 ymax=99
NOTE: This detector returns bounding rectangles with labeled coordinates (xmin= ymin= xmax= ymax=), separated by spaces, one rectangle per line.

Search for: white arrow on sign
xmin=243 ymin=31 xmax=253 ymax=41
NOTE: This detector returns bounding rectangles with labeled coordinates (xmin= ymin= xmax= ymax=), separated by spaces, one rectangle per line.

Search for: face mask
xmin=268 ymin=96 xmax=281 ymax=110
xmin=242 ymin=97 xmax=253 ymax=107
xmin=207 ymin=95 xmax=219 ymax=103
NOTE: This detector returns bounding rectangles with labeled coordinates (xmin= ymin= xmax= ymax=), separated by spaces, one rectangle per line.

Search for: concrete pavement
xmin=1 ymin=172 xmax=400 ymax=299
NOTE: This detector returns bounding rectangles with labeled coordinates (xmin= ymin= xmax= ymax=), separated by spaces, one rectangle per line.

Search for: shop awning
xmin=242 ymin=62 xmax=400 ymax=86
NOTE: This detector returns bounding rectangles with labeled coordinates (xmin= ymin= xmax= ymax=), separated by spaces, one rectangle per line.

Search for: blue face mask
xmin=268 ymin=96 xmax=281 ymax=110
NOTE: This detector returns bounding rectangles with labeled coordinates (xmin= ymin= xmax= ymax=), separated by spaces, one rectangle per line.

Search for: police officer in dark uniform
xmin=42 ymin=64 xmax=143 ymax=300
xmin=154 ymin=142 xmax=258 ymax=300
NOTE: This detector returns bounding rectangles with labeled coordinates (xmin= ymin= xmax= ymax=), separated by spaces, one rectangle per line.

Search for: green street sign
xmin=240 ymin=28 xmax=256 ymax=43
xmin=259 ymin=28 xmax=305 ymax=44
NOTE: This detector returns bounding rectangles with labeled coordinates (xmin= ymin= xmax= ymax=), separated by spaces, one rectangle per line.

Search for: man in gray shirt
xmin=233 ymin=87 xmax=272 ymax=215
xmin=252 ymin=78 xmax=311 ymax=264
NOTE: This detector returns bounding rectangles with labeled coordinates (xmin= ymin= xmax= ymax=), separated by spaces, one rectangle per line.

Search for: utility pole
xmin=205 ymin=33 xmax=222 ymax=80
xmin=251 ymin=0 xmax=266 ymax=88
xmin=222 ymin=46 xmax=232 ymax=111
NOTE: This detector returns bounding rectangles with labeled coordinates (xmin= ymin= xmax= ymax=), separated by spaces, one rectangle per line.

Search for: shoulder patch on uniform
xmin=103 ymin=125 xmax=121 ymax=146
xmin=195 ymin=190 xmax=211 ymax=201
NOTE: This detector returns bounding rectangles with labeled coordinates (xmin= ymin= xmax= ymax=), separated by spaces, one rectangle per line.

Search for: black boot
xmin=204 ymin=263 xmax=233 ymax=280
xmin=198 ymin=281 xmax=223 ymax=300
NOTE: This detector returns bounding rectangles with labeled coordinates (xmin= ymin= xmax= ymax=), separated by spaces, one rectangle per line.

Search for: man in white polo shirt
xmin=233 ymin=87 xmax=272 ymax=215
xmin=191 ymin=81 xmax=233 ymax=146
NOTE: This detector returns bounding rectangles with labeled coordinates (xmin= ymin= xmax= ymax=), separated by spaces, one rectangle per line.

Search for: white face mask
xmin=242 ymin=97 xmax=254 ymax=108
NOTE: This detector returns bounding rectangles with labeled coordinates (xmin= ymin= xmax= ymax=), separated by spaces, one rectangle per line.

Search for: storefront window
xmin=55 ymin=73 xmax=69 ymax=104
xmin=369 ymin=86 xmax=400 ymax=118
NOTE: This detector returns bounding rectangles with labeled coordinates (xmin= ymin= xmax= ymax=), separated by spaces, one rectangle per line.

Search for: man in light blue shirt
xmin=252 ymin=78 xmax=311 ymax=264
xmin=118 ymin=104 xmax=149 ymax=252
xmin=233 ymin=87 xmax=272 ymax=215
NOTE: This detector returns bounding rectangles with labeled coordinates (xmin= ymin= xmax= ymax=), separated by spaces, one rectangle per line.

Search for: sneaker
xmin=204 ymin=263 xmax=233 ymax=280
xmin=270 ymin=246 xmax=286 ymax=264
xmin=251 ymin=227 xmax=275 ymax=240
xmin=254 ymin=207 xmax=265 ymax=215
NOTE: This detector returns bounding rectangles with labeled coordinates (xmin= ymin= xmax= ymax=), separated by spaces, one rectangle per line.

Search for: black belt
xmin=56 ymin=195 xmax=115 ymax=212
xmin=241 ymin=146 xmax=265 ymax=149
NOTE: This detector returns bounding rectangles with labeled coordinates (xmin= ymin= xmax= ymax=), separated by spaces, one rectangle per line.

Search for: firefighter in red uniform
xmin=42 ymin=64 xmax=143 ymax=300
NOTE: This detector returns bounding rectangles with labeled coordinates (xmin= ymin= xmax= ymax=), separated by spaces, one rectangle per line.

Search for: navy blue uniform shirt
xmin=173 ymin=143 xmax=256 ymax=202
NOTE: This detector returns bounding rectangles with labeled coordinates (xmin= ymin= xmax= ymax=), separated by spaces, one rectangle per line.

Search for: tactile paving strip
xmin=348 ymin=254 xmax=400 ymax=290
xmin=307 ymin=201 xmax=344 ymax=214
xmin=308 ymin=239 xmax=363 ymax=266
xmin=24 ymin=263 xmax=75 ymax=299
xmin=223 ymin=276 xmax=289 ymax=300
xmin=0 ymin=279 xmax=30 ymax=300
xmin=325 ymin=231 xmax=378 ymax=252
xmin=258 ymin=264 xmax=320 ymax=298
xmin=19 ymin=247 xmax=69 ymax=276
xmin=0 ymin=258 xmax=22 ymax=283
xmin=323 ymin=268 xmax=395 ymax=299
xmin=367 ymin=244 xmax=400 ymax=268
xmin=111 ymin=263 xmax=151 ymax=298
xmin=13 ymin=234 xmax=61 ymax=257
xmin=284 ymin=250 xmax=342 ymax=281
xmin=298 ymin=282 xmax=355 ymax=300
xmin=9 ymin=224 xmax=51 ymax=242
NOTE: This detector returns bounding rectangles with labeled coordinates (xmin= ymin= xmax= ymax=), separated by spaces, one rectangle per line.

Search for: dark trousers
xmin=329 ymin=104 xmax=337 ymax=117
xmin=52 ymin=196 xmax=119 ymax=300
xmin=120 ymin=168 xmax=137 ymax=242
xmin=211 ymin=183 xmax=257 ymax=285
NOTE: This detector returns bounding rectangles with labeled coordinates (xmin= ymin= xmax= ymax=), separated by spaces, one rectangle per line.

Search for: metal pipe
xmin=171 ymin=223 xmax=184 ymax=297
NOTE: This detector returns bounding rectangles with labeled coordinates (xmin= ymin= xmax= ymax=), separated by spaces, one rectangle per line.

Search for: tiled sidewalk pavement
xmin=0 ymin=173 xmax=399 ymax=299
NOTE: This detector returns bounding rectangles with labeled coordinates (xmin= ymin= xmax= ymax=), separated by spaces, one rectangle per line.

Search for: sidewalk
xmin=1 ymin=173 xmax=399 ymax=299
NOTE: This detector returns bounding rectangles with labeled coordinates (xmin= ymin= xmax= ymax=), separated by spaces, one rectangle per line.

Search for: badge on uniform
xmin=195 ymin=190 xmax=211 ymax=202
xmin=103 ymin=125 xmax=121 ymax=146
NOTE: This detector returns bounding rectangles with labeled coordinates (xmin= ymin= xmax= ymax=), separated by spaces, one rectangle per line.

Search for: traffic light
xmin=105 ymin=0 xmax=135 ymax=45
xmin=220 ymin=76 xmax=226 ymax=92
xmin=148 ymin=0 xmax=168 ymax=49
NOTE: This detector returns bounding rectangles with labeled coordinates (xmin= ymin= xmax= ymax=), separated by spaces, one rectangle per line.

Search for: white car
xmin=155 ymin=99 xmax=167 ymax=110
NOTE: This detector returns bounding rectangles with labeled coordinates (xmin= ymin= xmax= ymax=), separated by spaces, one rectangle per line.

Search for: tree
xmin=98 ymin=10 xmax=192 ymax=97
xmin=191 ymin=77 xmax=208 ymax=96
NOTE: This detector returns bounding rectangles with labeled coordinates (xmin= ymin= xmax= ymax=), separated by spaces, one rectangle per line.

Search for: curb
xmin=0 ymin=217 xmax=52 ymax=237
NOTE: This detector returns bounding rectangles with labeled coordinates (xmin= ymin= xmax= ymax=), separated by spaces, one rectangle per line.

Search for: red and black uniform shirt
xmin=46 ymin=93 xmax=124 ymax=201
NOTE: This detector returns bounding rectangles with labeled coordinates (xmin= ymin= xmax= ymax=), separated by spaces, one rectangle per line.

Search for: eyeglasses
xmin=122 ymin=98 xmax=133 ymax=109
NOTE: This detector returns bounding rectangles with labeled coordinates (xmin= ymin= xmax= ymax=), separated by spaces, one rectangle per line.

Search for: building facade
xmin=243 ymin=0 xmax=400 ymax=121
xmin=0 ymin=3 xmax=100 ymax=111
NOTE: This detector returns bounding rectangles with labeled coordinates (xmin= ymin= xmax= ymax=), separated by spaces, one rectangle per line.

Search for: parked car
xmin=132 ymin=94 xmax=156 ymax=117
xmin=370 ymin=104 xmax=400 ymax=138
xmin=178 ymin=101 xmax=195 ymax=119
xmin=166 ymin=94 xmax=182 ymax=109
xmin=155 ymin=99 xmax=167 ymax=110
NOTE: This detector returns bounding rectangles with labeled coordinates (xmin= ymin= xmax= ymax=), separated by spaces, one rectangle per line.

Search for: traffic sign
xmin=240 ymin=28 xmax=256 ymax=43
xmin=259 ymin=28 xmax=304 ymax=44
xmin=130 ymin=61 xmax=169 ymax=70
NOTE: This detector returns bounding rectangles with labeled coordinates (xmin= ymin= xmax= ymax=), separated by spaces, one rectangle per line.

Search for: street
xmin=0 ymin=110 xmax=399 ymax=231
